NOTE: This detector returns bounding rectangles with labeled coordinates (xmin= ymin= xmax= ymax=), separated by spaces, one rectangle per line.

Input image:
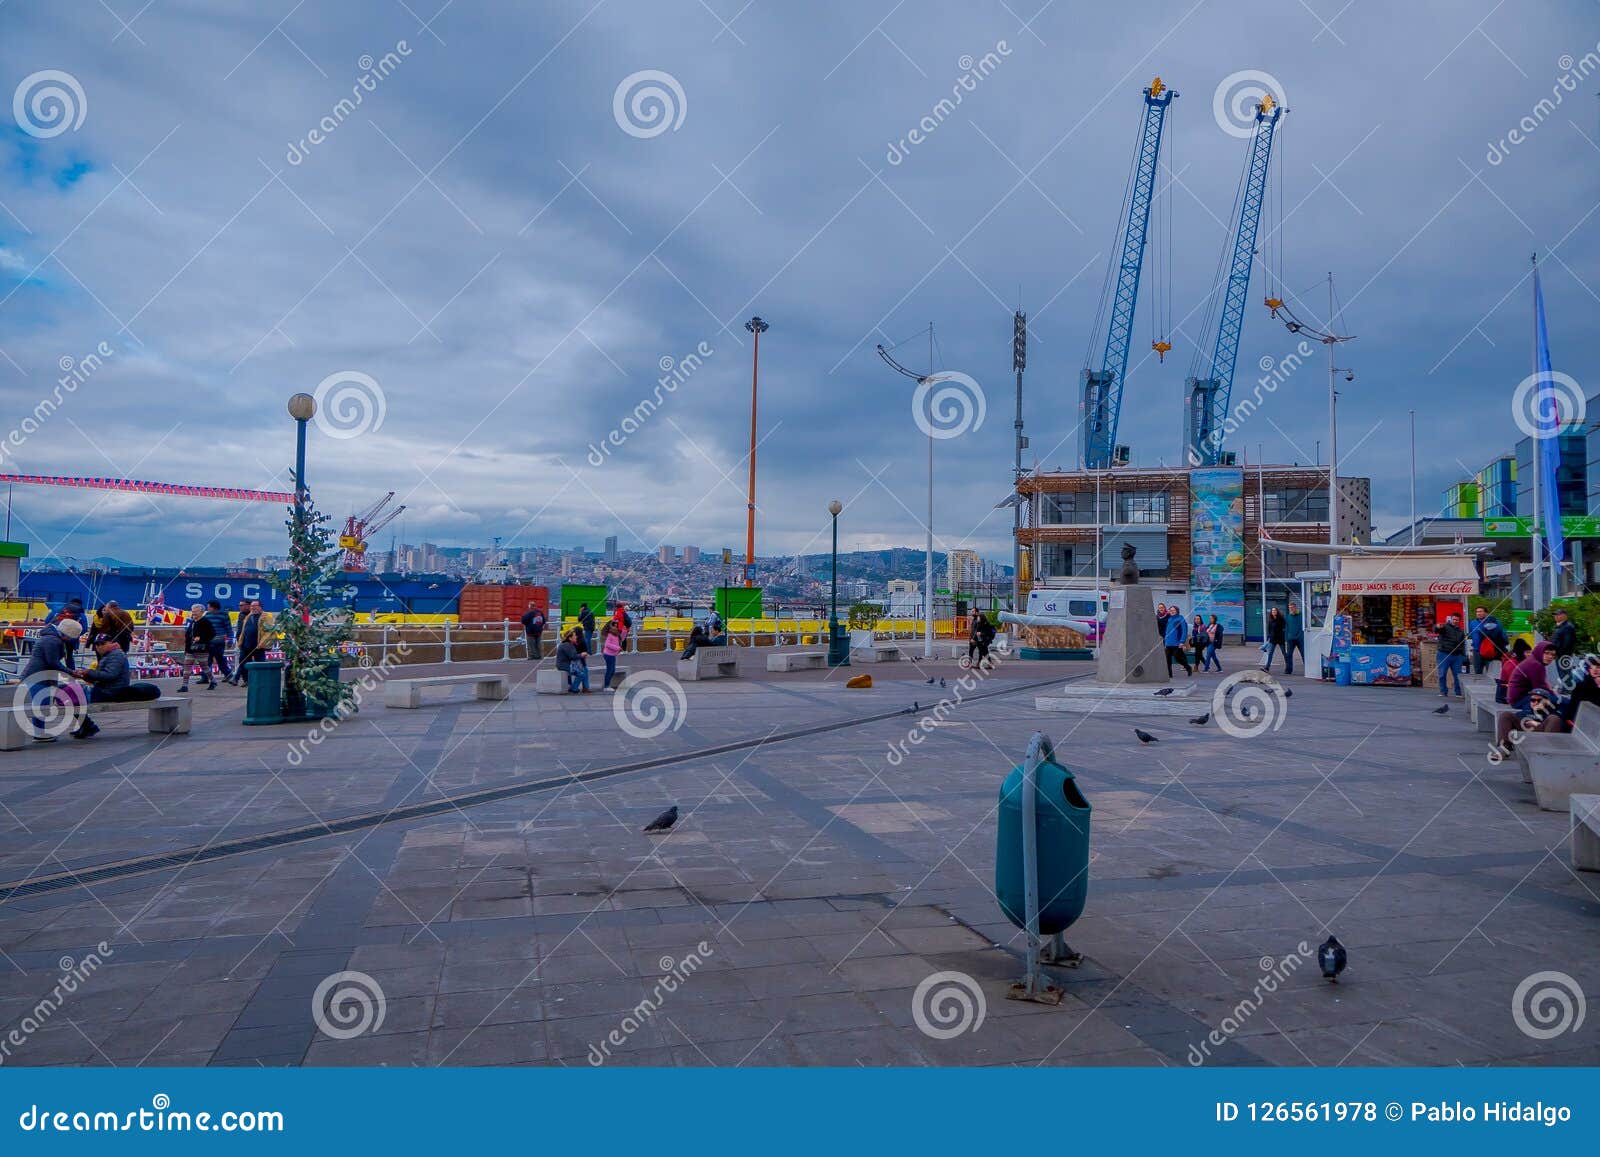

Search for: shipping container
xmin=458 ymin=584 xmax=548 ymax=623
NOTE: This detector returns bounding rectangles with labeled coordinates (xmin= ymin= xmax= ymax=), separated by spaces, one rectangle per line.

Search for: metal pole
xmin=1020 ymin=731 xmax=1048 ymax=998
xmin=1327 ymin=274 xmax=1339 ymax=550
xmin=925 ymin=325 xmax=935 ymax=660
xmin=1409 ymin=409 xmax=1417 ymax=545
xmin=1258 ymin=445 xmax=1268 ymax=636
xmin=743 ymin=317 xmax=767 ymax=588
xmin=1012 ymin=311 xmax=1026 ymax=619
xmin=1530 ymin=254 xmax=1543 ymax=611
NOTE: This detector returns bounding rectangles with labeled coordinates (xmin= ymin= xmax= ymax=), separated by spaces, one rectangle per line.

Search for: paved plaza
xmin=2 ymin=649 xmax=1598 ymax=1067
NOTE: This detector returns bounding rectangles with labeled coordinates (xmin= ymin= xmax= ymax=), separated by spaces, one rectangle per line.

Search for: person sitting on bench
xmin=682 ymin=622 xmax=728 ymax=662
xmin=73 ymin=632 xmax=139 ymax=738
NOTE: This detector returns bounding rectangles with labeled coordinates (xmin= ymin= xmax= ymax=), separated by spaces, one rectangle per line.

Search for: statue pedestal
xmin=1096 ymin=586 xmax=1168 ymax=685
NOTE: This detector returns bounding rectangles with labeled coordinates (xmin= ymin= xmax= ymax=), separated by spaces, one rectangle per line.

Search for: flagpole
xmin=1530 ymin=252 xmax=1542 ymax=612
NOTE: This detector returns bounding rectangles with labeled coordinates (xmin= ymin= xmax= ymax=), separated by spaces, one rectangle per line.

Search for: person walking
xmin=1189 ymin=613 xmax=1207 ymax=673
xmin=19 ymin=617 xmax=80 ymax=741
xmin=1163 ymin=605 xmax=1192 ymax=677
xmin=1205 ymin=614 xmax=1224 ymax=673
xmin=578 ymin=603 xmax=596 ymax=655
xmin=1435 ymin=611 xmax=1468 ymax=698
xmin=1262 ymin=608 xmax=1287 ymax=672
xmin=555 ymin=627 xmax=589 ymax=693
xmin=201 ymin=599 xmax=234 ymax=687
xmin=228 ymin=600 xmax=265 ymax=684
xmin=1469 ymin=605 xmax=1510 ymax=675
xmin=599 ymin=619 xmax=623 ymax=691
xmin=968 ymin=611 xmax=995 ymax=668
xmin=521 ymin=603 xmax=546 ymax=660
xmin=1284 ymin=601 xmax=1305 ymax=676
xmin=71 ymin=633 xmax=139 ymax=738
xmin=179 ymin=603 xmax=213 ymax=691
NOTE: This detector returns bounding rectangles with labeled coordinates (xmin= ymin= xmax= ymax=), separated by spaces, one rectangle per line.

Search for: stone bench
xmin=679 ymin=646 xmax=737 ymax=681
xmin=851 ymin=645 xmax=902 ymax=663
xmin=1514 ymin=700 xmax=1600 ymax=811
xmin=383 ymin=673 xmax=509 ymax=709
xmin=949 ymin=639 xmax=1011 ymax=659
xmin=1 ymin=693 xmax=190 ymax=750
xmin=533 ymin=666 xmax=627 ymax=693
xmin=766 ymin=651 xmax=826 ymax=672
xmin=1463 ymin=682 xmax=1504 ymax=733
xmin=1571 ymin=793 xmax=1600 ymax=872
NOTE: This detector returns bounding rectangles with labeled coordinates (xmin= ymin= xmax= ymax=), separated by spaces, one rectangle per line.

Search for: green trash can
xmin=302 ymin=657 xmax=346 ymax=720
xmin=995 ymin=750 xmax=1091 ymax=935
xmin=242 ymin=661 xmax=285 ymax=726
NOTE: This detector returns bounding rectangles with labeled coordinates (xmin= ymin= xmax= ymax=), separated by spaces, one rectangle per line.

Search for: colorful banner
xmin=1188 ymin=468 xmax=1246 ymax=634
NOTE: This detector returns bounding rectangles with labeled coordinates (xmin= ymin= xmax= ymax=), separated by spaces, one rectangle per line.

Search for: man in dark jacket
xmin=202 ymin=600 xmax=234 ymax=686
xmin=227 ymin=601 xmax=262 ymax=685
xmin=1436 ymin=612 xmax=1468 ymax=697
xmin=72 ymin=633 xmax=137 ymax=738
xmin=578 ymin=603 xmax=596 ymax=655
xmin=1469 ymin=606 xmax=1511 ymax=674
xmin=1551 ymin=607 xmax=1578 ymax=676
xmin=20 ymin=619 xmax=80 ymax=741
xmin=521 ymin=604 xmax=546 ymax=660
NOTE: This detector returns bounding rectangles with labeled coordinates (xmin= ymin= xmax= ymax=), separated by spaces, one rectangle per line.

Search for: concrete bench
xmin=766 ymin=651 xmax=826 ymax=672
xmin=383 ymin=673 xmax=508 ymax=709
xmin=679 ymin=646 xmax=738 ymax=681
xmin=1463 ymin=682 xmax=1505 ymax=733
xmin=1571 ymin=793 xmax=1600 ymax=872
xmin=1 ymin=693 xmax=190 ymax=750
xmin=851 ymin=645 xmax=902 ymax=663
xmin=1514 ymin=700 xmax=1600 ymax=812
xmin=533 ymin=666 xmax=627 ymax=693
xmin=949 ymin=639 xmax=1011 ymax=659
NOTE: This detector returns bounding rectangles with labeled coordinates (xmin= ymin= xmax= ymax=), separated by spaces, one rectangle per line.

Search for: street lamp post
xmin=743 ymin=317 xmax=768 ymax=588
xmin=827 ymin=499 xmax=849 ymax=667
xmin=286 ymin=392 xmax=317 ymax=620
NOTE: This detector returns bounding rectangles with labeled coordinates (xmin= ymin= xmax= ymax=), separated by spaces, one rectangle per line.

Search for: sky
xmin=0 ymin=0 xmax=1597 ymax=570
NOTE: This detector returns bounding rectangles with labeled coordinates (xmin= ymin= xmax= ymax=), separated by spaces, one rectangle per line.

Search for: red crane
xmin=338 ymin=492 xmax=406 ymax=571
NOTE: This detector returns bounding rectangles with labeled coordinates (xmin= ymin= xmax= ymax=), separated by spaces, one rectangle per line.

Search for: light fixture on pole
xmin=827 ymin=499 xmax=849 ymax=667
xmin=1409 ymin=409 xmax=1417 ymax=546
xmin=875 ymin=328 xmax=938 ymax=661
xmin=287 ymin=392 xmax=316 ymax=525
xmin=743 ymin=317 xmax=768 ymax=588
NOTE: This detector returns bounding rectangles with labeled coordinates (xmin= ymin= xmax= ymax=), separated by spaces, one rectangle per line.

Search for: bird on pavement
xmin=1189 ymin=713 xmax=1209 ymax=726
xmin=1317 ymin=935 xmax=1347 ymax=982
xmin=1282 ymin=688 xmax=1293 ymax=698
xmin=642 ymin=806 xmax=679 ymax=833
xmin=1432 ymin=704 xmax=1449 ymax=715
xmin=939 ymin=677 xmax=946 ymax=689
xmin=1134 ymin=729 xmax=1158 ymax=744
xmin=926 ymin=677 xmax=936 ymax=684
xmin=1154 ymin=687 xmax=1174 ymax=696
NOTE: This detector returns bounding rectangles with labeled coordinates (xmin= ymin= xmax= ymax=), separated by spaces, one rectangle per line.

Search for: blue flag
xmin=1535 ymin=267 xmax=1565 ymax=563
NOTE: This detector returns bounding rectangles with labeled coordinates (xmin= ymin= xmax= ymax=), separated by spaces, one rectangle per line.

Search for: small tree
xmin=846 ymin=601 xmax=881 ymax=631
xmin=268 ymin=474 xmax=352 ymax=716
xmin=1532 ymin=593 xmax=1600 ymax=653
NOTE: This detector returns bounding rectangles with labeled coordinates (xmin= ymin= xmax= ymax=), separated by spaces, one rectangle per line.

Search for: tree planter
xmin=242 ymin=661 xmax=285 ymax=725
xmin=283 ymin=657 xmax=345 ymax=723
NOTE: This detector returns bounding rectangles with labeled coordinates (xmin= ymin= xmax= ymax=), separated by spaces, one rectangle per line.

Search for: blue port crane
xmin=1080 ymin=77 xmax=1177 ymax=471
xmin=1184 ymin=93 xmax=1284 ymax=466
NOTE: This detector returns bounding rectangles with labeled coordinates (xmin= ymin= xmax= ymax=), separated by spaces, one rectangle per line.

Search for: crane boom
xmin=1081 ymin=78 xmax=1177 ymax=471
xmin=0 ymin=473 xmax=292 ymax=503
xmin=1184 ymin=97 xmax=1283 ymax=466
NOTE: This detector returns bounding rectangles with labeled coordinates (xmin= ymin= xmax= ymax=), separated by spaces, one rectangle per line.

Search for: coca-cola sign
xmin=1340 ymin=578 xmax=1479 ymax=595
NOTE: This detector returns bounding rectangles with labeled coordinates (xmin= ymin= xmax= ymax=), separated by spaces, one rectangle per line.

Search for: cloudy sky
xmin=1 ymin=0 xmax=1596 ymax=569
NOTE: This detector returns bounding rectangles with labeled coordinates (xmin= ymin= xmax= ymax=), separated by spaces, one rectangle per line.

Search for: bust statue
xmin=1117 ymin=542 xmax=1140 ymax=585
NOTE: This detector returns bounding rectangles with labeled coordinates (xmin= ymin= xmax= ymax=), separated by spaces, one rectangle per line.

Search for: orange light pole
xmin=743 ymin=316 xmax=768 ymax=587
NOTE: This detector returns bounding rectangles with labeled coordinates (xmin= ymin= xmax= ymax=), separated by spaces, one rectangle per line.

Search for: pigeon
xmin=926 ymin=677 xmax=936 ymax=684
xmin=642 ymin=806 xmax=679 ymax=833
xmin=1154 ymin=687 xmax=1174 ymax=696
xmin=1134 ymin=729 xmax=1159 ymax=744
xmin=1317 ymin=935 xmax=1347 ymax=982
xmin=1188 ymin=713 xmax=1210 ymax=726
xmin=1282 ymin=688 xmax=1293 ymax=698
xmin=1432 ymin=704 xmax=1449 ymax=715
xmin=939 ymin=677 xmax=946 ymax=689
